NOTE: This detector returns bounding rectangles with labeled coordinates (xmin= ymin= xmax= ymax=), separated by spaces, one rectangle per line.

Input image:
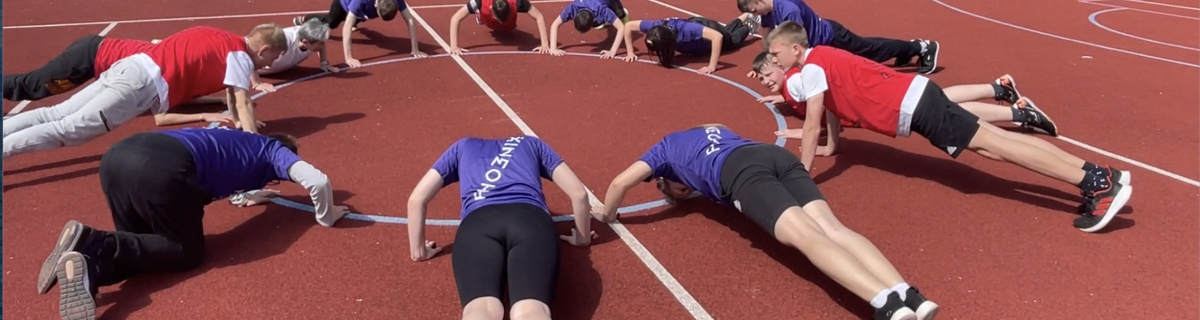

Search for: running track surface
xmin=3 ymin=0 xmax=1197 ymax=319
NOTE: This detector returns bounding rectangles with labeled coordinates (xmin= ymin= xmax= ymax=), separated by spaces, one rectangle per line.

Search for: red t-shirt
xmin=93 ymin=38 xmax=155 ymax=76
xmin=479 ymin=0 xmax=519 ymax=31
xmin=784 ymin=45 xmax=927 ymax=138
xmin=137 ymin=26 xmax=255 ymax=109
xmin=779 ymin=70 xmax=858 ymax=128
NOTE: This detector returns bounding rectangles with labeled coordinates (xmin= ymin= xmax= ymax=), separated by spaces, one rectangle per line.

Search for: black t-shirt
xmin=466 ymin=0 xmax=532 ymax=14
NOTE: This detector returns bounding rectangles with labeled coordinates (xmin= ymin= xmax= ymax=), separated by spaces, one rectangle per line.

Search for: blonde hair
xmin=248 ymin=23 xmax=289 ymax=54
xmin=767 ymin=21 xmax=809 ymax=48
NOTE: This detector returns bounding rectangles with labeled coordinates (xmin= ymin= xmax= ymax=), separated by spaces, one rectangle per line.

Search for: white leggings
xmin=3 ymin=58 xmax=160 ymax=159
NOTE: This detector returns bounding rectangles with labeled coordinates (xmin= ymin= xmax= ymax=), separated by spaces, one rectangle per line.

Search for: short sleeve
xmin=396 ymin=0 xmax=408 ymax=11
xmin=785 ymin=64 xmax=828 ymax=101
xmin=594 ymin=8 xmax=617 ymax=24
xmin=638 ymin=20 xmax=658 ymax=32
xmin=516 ymin=0 xmax=532 ymax=12
xmin=526 ymin=137 xmax=564 ymax=181
xmin=558 ymin=3 xmax=578 ymax=21
xmin=431 ymin=140 xmax=463 ymax=185
xmin=466 ymin=0 xmax=481 ymax=13
xmin=636 ymin=140 xmax=671 ymax=182
xmin=223 ymin=51 xmax=255 ymax=90
xmin=268 ymin=142 xmax=304 ymax=181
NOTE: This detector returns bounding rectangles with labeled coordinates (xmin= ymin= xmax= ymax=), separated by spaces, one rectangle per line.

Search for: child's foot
xmin=56 ymin=251 xmax=98 ymax=320
xmin=744 ymin=14 xmax=761 ymax=35
xmin=874 ymin=291 xmax=918 ymax=320
xmin=1075 ymin=167 xmax=1132 ymax=233
xmin=1012 ymin=97 xmax=1058 ymax=137
xmin=915 ymin=39 xmax=939 ymax=74
xmin=596 ymin=9 xmax=630 ymax=29
xmin=293 ymin=16 xmax=307 ymax=26
xmin=902 ymin=287 xmax=939 ymax=320
xmin=993 ymin=74 xmax=1022 ymax=104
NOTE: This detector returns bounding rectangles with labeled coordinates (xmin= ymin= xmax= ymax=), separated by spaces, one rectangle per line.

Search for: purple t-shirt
xmin=639 ymin=18 xmax=709 ymax=55
xmin=431 ymin=136 xmax=565 ymax=219
xmin=558 ymin=0 xmax=617 ymax=25
xmin=341 ymin=0 xmax=409 ymax=20
xmin=159 ymin=127 xmax=302 ymax=200
xmin=761 ymin=0 xmax=832 ymax=46
xmin=637 ymin=126 xmax=756 ymax=204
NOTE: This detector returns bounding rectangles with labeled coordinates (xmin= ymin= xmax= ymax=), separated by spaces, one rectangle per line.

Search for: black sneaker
xmin=56 ymin=251 xmax=99 ymax=320
xmin=1074 ymin=168 xmax=1132 ymax=232
xmin=903 ymin=287 xmax=939 ymax=320
xmin=1012 ymin=97 xmax=1059 ymax=137
xmin=915 ymin=39 xmax=939 ymax=74
xmin=993 ymin=74 xmax=1022 ymax=104
xmin=38 ymin=220 xmax=90 ymax=294
xmin=874 ymin=291 xmax=918 ymax=320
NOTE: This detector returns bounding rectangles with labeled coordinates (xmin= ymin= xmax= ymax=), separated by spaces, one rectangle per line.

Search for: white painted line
xmin=643 ymin=0 xmax=1200 ymax=188
xmin=407 ymin=8 xmax=714 ymax=320
xmin=1080 ymin=0 xmax=1200 ymax=20
xmin=98 ymin=22 xmax=119 ymax=36
xmin=1116 ymin=0 xmax=1200 ymax=10
xmin=1088 ymin=8 xmax=1199 ymax=51
xmin=1 ymin=0 xmax=572 ymax=30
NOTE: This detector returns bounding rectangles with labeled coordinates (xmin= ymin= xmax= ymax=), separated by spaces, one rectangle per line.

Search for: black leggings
xmin=452 ymin=203 xmax=560 ymax=307
xmin=686 ymin=17 xmax=752 ymax=54
xmin=605 ymin=0 xmax=627 ymax=20
xmin=304 ymin=0 xmax=356 ymax=29
xmin=825 ymin=19 xmax=921 ymax=64
xmin=719 ymin=144 xmax=825 ymax=237
xmin=91 ymin=132 xmax=214 ymax=288
xmin=3 ymin=35 xmax=103 ymax=102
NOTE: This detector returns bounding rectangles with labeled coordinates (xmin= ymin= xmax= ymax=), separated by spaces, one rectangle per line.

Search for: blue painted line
xmin=215 ymin=50 xmax=788 ymax=226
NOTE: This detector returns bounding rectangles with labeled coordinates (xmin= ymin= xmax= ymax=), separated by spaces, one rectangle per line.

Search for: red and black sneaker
xmin=1074 ymin=168 xmax=1132 ymax=233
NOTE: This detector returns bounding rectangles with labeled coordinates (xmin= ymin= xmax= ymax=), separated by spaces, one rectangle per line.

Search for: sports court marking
xmin=0 ymin=0 xmax=572 ymax=30
xmin=1081 ymin=0 xmax=1200 ymax=20
xmin=928 ymin=0 xmax=1199 ymax=68
xmin=204 ymin=50 xmax=787 ymax=226
xmin=1104 ymin=0 xmax=1200 ymax=10
xmin=1087 ymin=8 xmax=1199 ymax=51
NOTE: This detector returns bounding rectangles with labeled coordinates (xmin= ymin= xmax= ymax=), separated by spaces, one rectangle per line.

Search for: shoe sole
xmin=1078 ymin=174 xmax=1132 ymax=233
xmin=1016 ymin=98 xmax=1059 ymax=137
xmin=39 ymin=220 xmax=84 ymax=294
xmin=915 ymin=301 xmax=939 ymax=320
xmin=999 ymin=74 xmax=1022 ymax=104
xmin=1119 ymin=170 xmax=1131 ymax=185
xmin=892 ymin=307 xmax=918 ymax=320
xmin=57 ymin=252 xmax=97 ymax=320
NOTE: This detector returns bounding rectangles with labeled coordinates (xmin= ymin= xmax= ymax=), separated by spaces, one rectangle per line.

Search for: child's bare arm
xmin=605 ymin=17 xmax=625 ymax=53
xmin=549 ymin=18 xmax=564 ymax=49
xmin=527 ymin=6 xmax=551 ymax=49
xmin=622 ymin=20 xmax=641 ymax=54
xmin=342 ymin=14 xmax=358 ymax=60
xmin=448 ymin=6 xmax=470 ymax=50
xmin=400 ymin=9 xmax=426 ymax=56
xmin=822 ymin=110 xmax=841 ymax=155
xmin=700 ymin=27 xmax=724 ymax=71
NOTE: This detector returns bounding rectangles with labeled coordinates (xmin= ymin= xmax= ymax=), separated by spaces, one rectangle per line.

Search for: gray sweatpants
xmin=3 ymin=58 xmax=161 ymax=159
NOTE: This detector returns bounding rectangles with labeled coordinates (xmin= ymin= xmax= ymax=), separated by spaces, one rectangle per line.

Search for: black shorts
xmin=909 ymin=80 xmax=981 ymax=158
xmin=719 ymin=144 xmax=825 ymax=237
xmin=452 ymin=202 xmax=560 ymax=307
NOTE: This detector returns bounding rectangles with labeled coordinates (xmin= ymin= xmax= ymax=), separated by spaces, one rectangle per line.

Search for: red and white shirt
xmin=125 ymin=26 xmax=256 ymax=113
xmin=93 ymin=38 xmax=155 ymax=76
xmin=783 ymin=45 xmax=928 ymax=137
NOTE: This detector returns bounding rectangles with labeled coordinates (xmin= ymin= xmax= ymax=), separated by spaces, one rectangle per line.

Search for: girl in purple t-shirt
xmin=617 ymin=14 xmax=758 ymax=74
xmin=597 ymin=124 xmax=939 ymax=320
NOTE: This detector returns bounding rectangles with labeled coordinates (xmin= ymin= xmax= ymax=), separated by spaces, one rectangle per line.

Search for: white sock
xmin=919 ymin=41 xmax=928 ymax=54
xmin=869 ymin=289 xmax=893 ymax=308
xmin=891 ymin=282 xmax=912 ymax=300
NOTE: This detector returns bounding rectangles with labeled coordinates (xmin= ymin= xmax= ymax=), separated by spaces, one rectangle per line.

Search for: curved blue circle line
xmin=214 ymin=50 xmax=788 ymax=226
xmin=1087 ymin=8 xmax=1200 ymax=52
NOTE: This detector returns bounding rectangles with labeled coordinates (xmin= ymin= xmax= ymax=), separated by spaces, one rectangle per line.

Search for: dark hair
xmin=645 ymin=25 xmax=677 ymax=68
xmin=377 ymin=0 xmax=400 ymax=21
xmin=573 ymin=10 xmax=594 ymax=32
xmin=752 ymin=51 xmax=772 ymax=73
xmin=492 ymin=0 xmax=512 ymax=22
xmin=267 ymin=132 xmax=299 ymax=154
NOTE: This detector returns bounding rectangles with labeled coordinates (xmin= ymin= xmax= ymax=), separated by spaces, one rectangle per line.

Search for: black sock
xmin=1082 ymin=162 xmax=1107 ymax=177
xmin=1078 ymin=172 xmax=1112 ymax=194
xmin=991 ymin=83 xmax=1006 ymax=100
xmin=1011 ymin=108 xmax=1026 ymax=123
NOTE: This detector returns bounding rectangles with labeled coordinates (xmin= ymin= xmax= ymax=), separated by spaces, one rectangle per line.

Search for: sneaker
xmin=993 ymin=74 xmax=1022 ymax=104
xmin=916 ymin=39 xmax=939 ymax=74
xmin=1074 ymin=168 xmax=1132 ymax=233
xmin=874 ymin=291 xmax=918 ymax=320
xmin=38 ymin=220 xmax=89 ymax=294
xmin=293 ymin=16 xmax=306 ymax=26
xmin=596 ymin=9 xmax=630 ymax=30
xmin=745 ymin=14 xmax=761 ymax=36
xmin=1012 ymin=97 xmax=1058 ymax=137
xmin=903 ymin=287 xmax=939 ymax=320
xmin=56 ymin=251 xmax=98 ymax=320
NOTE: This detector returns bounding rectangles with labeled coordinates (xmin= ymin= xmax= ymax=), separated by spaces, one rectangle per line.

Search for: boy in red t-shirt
xmin=763 ymin=21 xmax=1130 ymax=234
xmin=446 ymin=0 xmax=552 ymax=55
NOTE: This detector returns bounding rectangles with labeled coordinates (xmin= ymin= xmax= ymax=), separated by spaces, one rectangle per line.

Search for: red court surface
xmin=3 ymin=0 xmax=1198 ymax=319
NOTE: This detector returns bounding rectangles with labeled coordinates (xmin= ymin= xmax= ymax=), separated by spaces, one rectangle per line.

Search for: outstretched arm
xmin=821 ymin=110 xmax=841 ymax=156
xmin=621 ymin=20 xmax=642 ymax=57
xmin=551 ymin=163 xmax=593 ymax=243
xmin=599 ymin=161 xmax=653 ymax=222
xmin=603 ymin=16 xmax=625 ymax=55
xmin=289 ymin=161 xmax=348 ymax=227
xmin=699 ymin=27 xmax=724 ymax=73
xmin=407 ymin=170 xmax=445 ymax=260
xmin=342 ymin=14 xmax=361 ymax=67
xmin=400 ymin=9 xmax=429 ymax=57
xmin=548 ymin=17 xmax=565 ymax=54
xmin=799 ymin=93 xmax=825 ymax=170
xmin=527 ymin=6 xmax=551 ymax=51
xmin=448 ymin=6 xmax=470 ymax=54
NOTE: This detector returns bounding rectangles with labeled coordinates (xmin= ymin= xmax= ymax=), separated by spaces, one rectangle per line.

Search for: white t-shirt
xmin=258 ymin=26 xmax=314 ymax=75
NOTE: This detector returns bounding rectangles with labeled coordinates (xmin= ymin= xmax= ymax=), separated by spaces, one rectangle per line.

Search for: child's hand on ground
xmin=622 ymin=54 xmax=638 ymax=62
xmin=346 ymin=58 xmax=363 ymax=68
xmin=320 ymin=64 xmax=340 ymax=73
xmin=549 ymin=49 xmax=566 ymax=56
xmin=757 ymin=94 xmax=784 ymax=104
xmin=533 ymin=46 xmax=551 ymax=54
xmin=412 ymin=50 xmax=430 ymax=58
xmin=774 ymin=128 xmax=804 ymax=140
xmin=599 ymin=50 xmax=617 ymax=59
xmin=202 ymin=113 xmax=234 ymax=124
xmin=253 ymin=82 xmax=276 ymax=92
xmin=235 ymin=120 xmax=267 ymax=129
xmin=450 ymin=47 xmax=470 ymax=55
xmin=697 ymin=66 xmax=716 ymax=74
